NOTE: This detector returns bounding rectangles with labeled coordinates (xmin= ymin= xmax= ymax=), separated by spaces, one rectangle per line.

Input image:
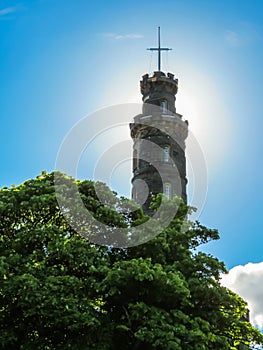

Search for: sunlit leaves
xmin=0 ymin=172 xmax=262 ymax=349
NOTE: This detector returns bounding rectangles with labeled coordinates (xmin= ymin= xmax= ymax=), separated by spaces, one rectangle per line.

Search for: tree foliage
xmin=0 ymin=172 xmax=262 ymax=349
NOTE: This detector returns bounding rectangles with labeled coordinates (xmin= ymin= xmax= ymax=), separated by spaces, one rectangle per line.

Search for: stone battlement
xmin=140 ymin=71 xmax=178 ymax=96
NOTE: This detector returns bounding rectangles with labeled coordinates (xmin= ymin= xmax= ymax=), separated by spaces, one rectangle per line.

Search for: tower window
xmin=160 ymin=100 xmax=168 ymax=113
xmin=164 ymin=146 xmax=170 ymax=162
xmin=164 ymin=183 xmax=172 ymax=199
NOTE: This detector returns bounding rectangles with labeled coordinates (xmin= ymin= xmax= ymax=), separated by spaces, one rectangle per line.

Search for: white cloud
xmin=0 ymin=6 xmax=18 ymax=16
xmin=101 ymin=32 xmax=143 ymax=40
xmin=225 ymin=30 xmax=240 ymax=46
xmin=225 ymin=23 xmax=262 ymax=47
xmin=122 ymin=34 xmax=144 ymax=39
xmin=221 ymin=262 xmax=263 ymax=329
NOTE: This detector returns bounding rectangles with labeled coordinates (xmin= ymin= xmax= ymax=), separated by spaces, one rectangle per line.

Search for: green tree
xmin=0 ymin=172 xmax=262 ymax=349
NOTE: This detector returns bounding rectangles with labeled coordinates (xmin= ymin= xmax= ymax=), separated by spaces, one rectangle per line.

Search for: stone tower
xmin=130 ymin=70 xmax=188 ymax=211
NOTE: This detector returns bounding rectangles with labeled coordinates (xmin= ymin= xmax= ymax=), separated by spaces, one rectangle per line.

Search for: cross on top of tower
xmin=147 ymin=27 xmax=172 ymax=71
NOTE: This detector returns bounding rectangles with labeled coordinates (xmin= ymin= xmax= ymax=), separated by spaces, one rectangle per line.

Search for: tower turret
xmin=141 ymin=71 xmax=178 ymax=114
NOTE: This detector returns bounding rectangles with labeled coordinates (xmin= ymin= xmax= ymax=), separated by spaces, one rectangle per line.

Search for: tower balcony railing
xmin=136 ymin=112 xmax=188 ymax=125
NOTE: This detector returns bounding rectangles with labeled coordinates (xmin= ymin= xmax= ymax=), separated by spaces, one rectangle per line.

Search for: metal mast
xmin=147 ymin=27 xmax=172 ymax=71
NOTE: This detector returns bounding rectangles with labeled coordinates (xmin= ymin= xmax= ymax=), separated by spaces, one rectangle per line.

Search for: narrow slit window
xmin=133 ymin=150 xmax=138 ymax=169
xmin=164 ymin=146 xmax=169 ymax=162
xmin=160 ymin=100 xmax=168 ymax=113
xmin=164 ymin=183 xmax=172 ymax=199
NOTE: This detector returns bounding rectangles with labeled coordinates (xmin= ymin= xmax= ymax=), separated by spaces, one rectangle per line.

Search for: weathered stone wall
xmin=130 ymin=71 xmax=188 ymax=212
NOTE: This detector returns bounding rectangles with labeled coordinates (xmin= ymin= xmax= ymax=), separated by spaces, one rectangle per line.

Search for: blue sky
xmin=1 ymin=1 xmax=263 ymax=321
